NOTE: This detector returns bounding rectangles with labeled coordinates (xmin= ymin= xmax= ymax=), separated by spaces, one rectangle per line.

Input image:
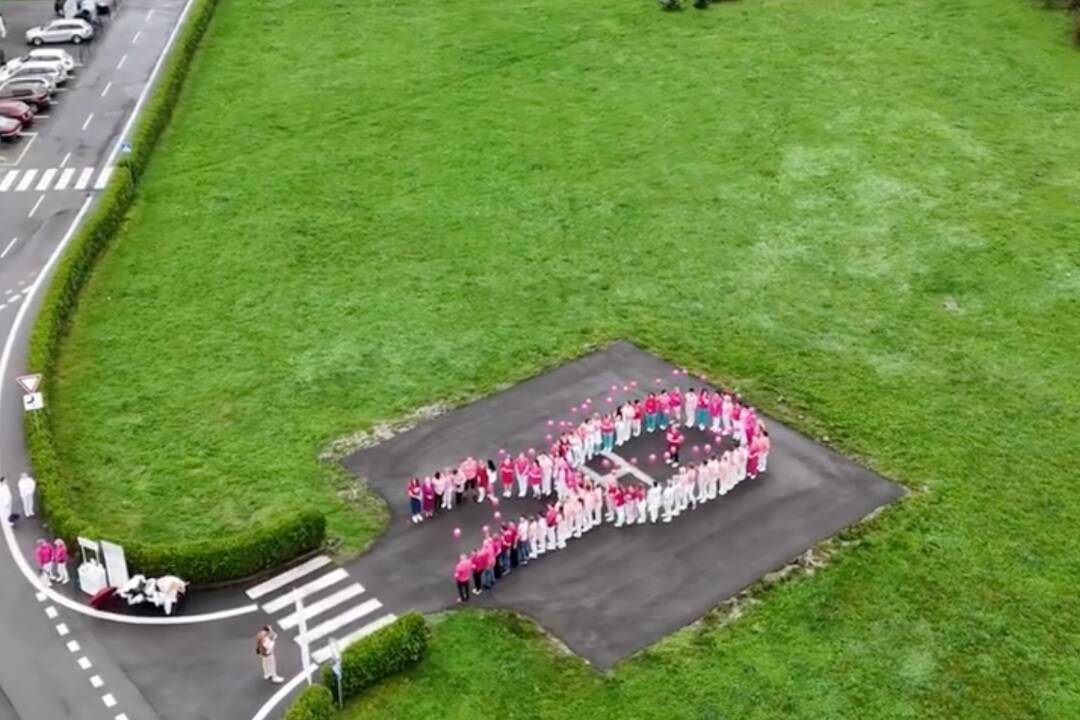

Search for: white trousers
xmin=541 ymin=468 xmax=552 ymax=495
xmin=20 ymin=492 xmax=34 ymax=517
xmin=684 ymin=401 xmax=697 ymax=427
xmin=260 ymin=654 xmax=278 ymax=679
xmin=648 ymin=502 xmax=660 ymax=523
xmin=517 ymin=472 xmax=528 ymax=497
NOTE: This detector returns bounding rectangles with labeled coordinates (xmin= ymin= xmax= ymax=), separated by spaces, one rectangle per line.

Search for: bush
xmin=659 ymin=0 xmax=682 ymax=10
xmin=323 ymin=612 xmax=430 ymax=704
xmin=24 ymin=0 xmax=326 ymax=585
xmin=283 ymin=685 xmax=335 ymax=720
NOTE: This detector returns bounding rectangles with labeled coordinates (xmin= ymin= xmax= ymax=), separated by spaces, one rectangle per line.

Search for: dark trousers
xmin=473 ymin=570 xmax=482 ymax=592
xmin=456 ymin=580 xmax=470 ymax=602
xmin=669 ymin=446 xmax=680 ymax=464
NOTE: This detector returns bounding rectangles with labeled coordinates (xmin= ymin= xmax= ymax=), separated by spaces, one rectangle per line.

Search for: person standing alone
xmin=18 ymin=472 xmax=36 ymax=518
xmin=255 ymin=626 xmax=284 ymax=683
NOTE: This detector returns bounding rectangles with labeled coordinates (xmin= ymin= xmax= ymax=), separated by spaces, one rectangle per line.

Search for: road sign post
xmin=16 ymin=374 xmax=43 ymax=412
xmin=329 ymin=638 xmax=343 ymax=709
xmin=294 ymin=590 xmax=311 ymax=685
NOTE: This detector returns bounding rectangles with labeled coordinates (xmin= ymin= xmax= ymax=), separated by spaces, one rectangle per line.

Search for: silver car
xmin=25 ymin=19 xmax=94 ymax=46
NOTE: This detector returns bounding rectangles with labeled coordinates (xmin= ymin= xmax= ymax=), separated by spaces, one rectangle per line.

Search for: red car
xmin=0 ymin=116 xmax=23 ymax=141
xmin=0 ymin=100 xmax=34 ymax=126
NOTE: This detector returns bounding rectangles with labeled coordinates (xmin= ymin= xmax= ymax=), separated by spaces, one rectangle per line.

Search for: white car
xmin=0 ymin=63 xmax=63 ymax=90
xmin=3 ymin=58 xmax=69 ymax=84
xmin=27 ymin=49 xmax=76 ymax=73
xmin=0 ymin=77 xmax=57 ymax=97
xmin=25 ymin=19 xmax=94 ymax=46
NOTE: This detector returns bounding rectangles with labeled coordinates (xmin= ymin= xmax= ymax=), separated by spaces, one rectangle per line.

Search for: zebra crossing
xmin=245 ymin=555 xmax=397 ymax=664
xmin=0 ymin=166 xmax=113 ymax=193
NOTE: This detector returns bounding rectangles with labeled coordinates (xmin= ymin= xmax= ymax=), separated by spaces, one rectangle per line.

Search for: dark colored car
xmin=0 ymin=84 xmax=50 ymax=112
xmin=0 ymin=99 xmax=34 ymax=126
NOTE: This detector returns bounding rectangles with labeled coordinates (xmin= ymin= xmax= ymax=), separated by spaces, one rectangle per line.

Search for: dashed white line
xmin=102 ymin=694 xmax=117 ymax=708
xmin=77 ymin=656 xmax=92 ymax=670
xmin=116 ymin=714 xmax=130 ymax=720
xmin=101 ymin=81 xmax=112 ymax=98
xmin=59 ymin=151 xmax=71 ymax=168
xmin=2 ymin=239 xmax=19 ymax=259
xmin=117 ymin=54 xmax=128 ymax=70
xmin=82 ymin=113 xmax=94 ymax=131
xmin=132 ymin=30 xmax=142 ymax=44
xmin=44 ymin=606 xmax=58 ymax=619
xmin=89 ymin=675 xmax=104 ymax=688
xmin=146 ymin=8 xmax=154 ymax=20
xmin=66 ymin=640 xmax=81 ymax=653
xmin=28 ymin=195 xmax=45 ymax=218
xmin=35 ymin=591 xmax=46 ymax=602
xmin=56 ymin=623 xmax=69 ymax=637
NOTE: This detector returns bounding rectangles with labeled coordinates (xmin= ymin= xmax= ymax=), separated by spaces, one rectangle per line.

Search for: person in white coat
xmin=18 ymin=472 xmax=36 ymax=517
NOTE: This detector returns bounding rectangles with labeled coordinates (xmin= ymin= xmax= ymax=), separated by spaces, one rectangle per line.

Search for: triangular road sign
xmin=16 ymin=374 xmax=41 ymax=394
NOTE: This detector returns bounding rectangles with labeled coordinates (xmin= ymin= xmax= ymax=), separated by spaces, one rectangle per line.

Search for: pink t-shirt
xmin=454 ymin=559 xmax=472 ymax=582
xmin=668 ymin=389 xmax=683 ymax=410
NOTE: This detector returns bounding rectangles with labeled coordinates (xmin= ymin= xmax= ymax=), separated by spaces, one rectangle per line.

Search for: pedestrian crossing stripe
xmin=0 ymin=166 xmax=114 ymax=193
xmin=245 ymin=555 xmax=398 ymax=666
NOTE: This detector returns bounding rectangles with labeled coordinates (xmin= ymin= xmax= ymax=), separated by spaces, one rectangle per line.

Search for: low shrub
xmin=24 ymin=0 xmax=326 ymax=585
xmin=323 ymin=612 xmax=430 ymax=704
xmin=283 ymin=685 xmax=335 ymax=720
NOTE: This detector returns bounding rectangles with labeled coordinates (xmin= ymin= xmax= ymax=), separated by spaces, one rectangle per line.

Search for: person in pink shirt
xmin=721 ymin=393 xmax=735 ymax=434
xmin=657 ymin=389 xmax=671 ymax=430
xmin=668 ymin=387 xmax=683 ymax=427
xmin=644 ymin=393 xmax=659 ymax=433
xmin=470 ymin=548 xmax=486 ymax=595
xmin=52 ymin=539 xmax=69 ymax=584
xmin=709 ymin=391 xmax=724 ymax=433
xmin=34 ymin=539 xmax=53 ymax=588
xmin=695 ymin=389 xmax=711 ymax=429
xmin=498 ymin=456 xmax=514 ymax=498
xmin=600 ymin=414 xmax=615 ymax=452
xmin=666 ymin=425 xmax=685 ymax=467
xmin=460 ymin=457 xmax=479 ymax=496
xmin=454 ymin=554 xmax=473 ymax=603
xmin=476 ymin=460 xmax=492 ymax=503
xmin=406 ymin=477 xmax=422 ymax=524
xmin=482 ymin=543 xmax=496 ymax=589
xmin=421 ymin=477 xmax=435 ymax=519
xmin=544 ymin=504 xmax=558 ymax=553
xmin=527 ymin=461 xmax=543 ymax=499
xmin=747 ymin=438 xmax=761 ymax=479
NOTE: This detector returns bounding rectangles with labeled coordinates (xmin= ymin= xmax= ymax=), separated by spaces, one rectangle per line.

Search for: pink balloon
xmin=545 ymin=434 xmax=553 ymax=442
xmin=453 ymin=528 xmax=462 ymax=539
xmin=648 ymin=453 xmax=657 ymax=463
xmin=630 ymin=457 xmax=638 ymax=465
xmin=692 ymin=445 xmax=701 ymax=454
xmin=601 ymin=458 xmax=612 ymax=469
xmin=580 ymin=404 xmax=589 ymax=412
xmin=482 ymin=525 xmax=490 ymax=534
xmin=672 ymin=369 xmax=680 ymax=376
xmin=571 ymin=406 xmax=578 ymax=414
xmin=547 ymin=419 xmax=555 ymax=426
xmin=559 ymin=420 xmax=567 ymax=427
xmin=490 ymin=496 xmax=500 ymax=507
xmin=611 ymin=384 xmax=619 ymax=392
xmin=663 ymin=450 xmax=670 ymax=458
xmin=630 ymin=380 xmax=638 ymax=388
xmin=499 ymin=448 xmax=506 ymax=455
xmin=622 ymin=384 xmax=629 ymax=391
xmin=528 ymin=448 xmax=536 ymax=456
xmin=704 ymin=444 xmax=712 ymax=453
xmin=606 ymin=396 xmax=614 ymax=403
xmin=494 ymin=511 xmax=502 ymax=521
xmin=655 ymin=378 xmax=662 ymax=385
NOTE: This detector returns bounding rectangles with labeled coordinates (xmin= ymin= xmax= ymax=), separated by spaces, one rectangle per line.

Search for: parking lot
xmin=0 ymin=0 xmax=120 ymax=166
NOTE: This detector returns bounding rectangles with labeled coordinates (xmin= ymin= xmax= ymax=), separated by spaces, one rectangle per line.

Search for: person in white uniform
xmin=17 ymin=472 xmax=36 ymax=517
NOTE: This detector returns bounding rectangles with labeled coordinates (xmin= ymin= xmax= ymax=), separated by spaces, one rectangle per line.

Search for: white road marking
xmin=250 ymin=666 xmax=318 ymax=720
xmin=94 ymin=167 xmax=114 ymax=189
xmin=101 ymin=81 xmax=112 ymax=98
xmin=59 ymin=151 xmax=71 ymax=168
xmin=117 ymin=54 xmax=128 ymax=70
xmin=132 ymin=30 xmax=142 ymax=44
xmin=81 ymin=113 xmax=94 ymax=131
xmin=28 ymin=195 xmax=45 ymax=218
xmin=311 ymin=613 xmax=398 ymax=664
xmin=44 ymin=606 xmax=58 ymax=619
xmin=77 ymin=656 xmax=92 ymax=670
xmin=56 ymin=623 xmax=69 ymax=636
xmin=35 ymin=169 xmax=57 ymax=191
xmin=102 ymin=694 xmax=116 ymax=708
xmin=15 ymin=170 xmax=37 ymax=192
xmin=66 ymin=640 xmax=81 ymax=653
xmin=146 ymin=8 xmax=155 ymax=20
xmin=277 ymin=583 xmax=365 ymax=630
xmin=75 ymin=167 xmax=94 ymax=190
xmin=116 ymin=715 xmax=130 ymax=720
xmin=55 ymin=168 xmax=75 ymax=190
xmin=295 ymin=598 xmax=382 ymax=647
xmin=35 ymin=591 xmax=46 ymax=602
xmin=246 ymin=555 xmax=331 ymax=600
xmin=261 ymin=568 xmax=348 ymax=614
xmin=1 ymin=238 xmax=18 ymax=259
xmin=9 ymin=295 xmax=20 ymax=304
xmin=0 ymin=171 xmax=16 ymax=192
xmin=601 ymin=450 xmax=658 ymax=486
xmin=89 ymin=675 xmax=103 ymax=688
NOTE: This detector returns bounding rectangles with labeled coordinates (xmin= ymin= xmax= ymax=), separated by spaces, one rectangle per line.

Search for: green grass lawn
xmin=51 ymin=0 xmax=1080 ymax=714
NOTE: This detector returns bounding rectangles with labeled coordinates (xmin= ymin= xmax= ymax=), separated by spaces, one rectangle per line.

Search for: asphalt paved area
xmin=345 ymin=341 xmax=904 ymax=669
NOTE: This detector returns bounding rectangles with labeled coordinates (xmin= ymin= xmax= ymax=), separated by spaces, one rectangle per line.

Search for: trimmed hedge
xmin=24 ymin=0 xmax=326 ymax=585
xmin=283 ymin=685 xmax=335 ymax=720
xmin=323 ymin=612 xmax=430 ymax=704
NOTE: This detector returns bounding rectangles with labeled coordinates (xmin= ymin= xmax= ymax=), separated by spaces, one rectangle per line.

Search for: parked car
xmin=0 ymin=84 xmax=50 ymax=111
xmin=0 ymin=116 xmax=23 ymax=141
xmin=1 ymin=59 xmax=67 ymax=86
xmin=27 ymin=48 xmax=76 ymax=72
xmin=0 ymin=100 xmax=35 ymax=126
xmin=0 ymin=74 xmax=58 ymax=96
xmin=25 ymin=19 xmax=93 ymax=46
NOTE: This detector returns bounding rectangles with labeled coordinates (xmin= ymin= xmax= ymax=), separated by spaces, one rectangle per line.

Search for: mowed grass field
xmin=51 ymin=0 xmax=1080 ymax=715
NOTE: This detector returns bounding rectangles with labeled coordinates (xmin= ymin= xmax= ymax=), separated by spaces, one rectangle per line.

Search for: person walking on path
xmin=255 ymin=626 xmax=284 ymax=683
xmin=34 ymin=539 xmax=53 ymax=587
xmin=454 ymin=554 xmax=472 ymax=603
xmin=0 ymin=477 xmax=12 ymax=526
xmin=52 ymin=539 xmax=69 ymax=584
xmin=17 ymin=472 xmax=36 ymax=518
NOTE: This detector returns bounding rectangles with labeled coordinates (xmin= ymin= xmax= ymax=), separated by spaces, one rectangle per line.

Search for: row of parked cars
xmin=0 ymin=49 xmax=76 ymax=140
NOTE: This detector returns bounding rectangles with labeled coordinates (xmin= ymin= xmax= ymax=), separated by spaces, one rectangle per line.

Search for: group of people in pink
xmin=439 ymin=381 xmax=773 ymax=602
xmin=34 ymin=538 xmax=70 ymax=587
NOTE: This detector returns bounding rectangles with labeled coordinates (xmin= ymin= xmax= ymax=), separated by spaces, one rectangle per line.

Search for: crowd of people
xmin=435 ymin=382 xmax=773 ymax=603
